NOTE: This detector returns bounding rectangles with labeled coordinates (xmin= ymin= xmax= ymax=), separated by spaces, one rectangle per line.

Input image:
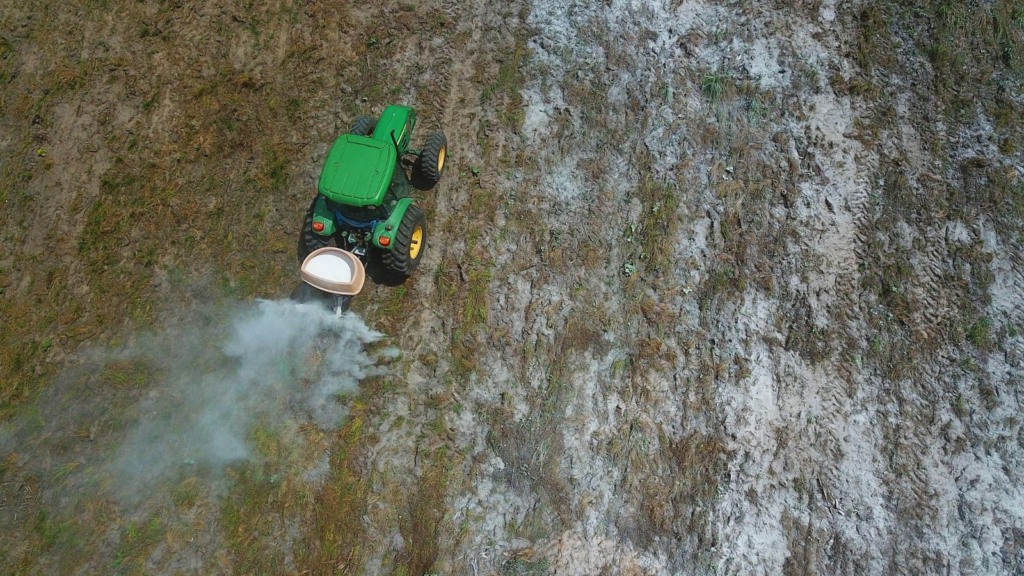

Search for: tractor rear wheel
xmin=416 ymin=131 xmax=447 ymax=189
xmin=351 ymin=115 xmax=376 ymax=136
xmin=379 ymin=205 xmax=427 ymax=279
xmin=298 ymin=196 xmax=331 ymax=261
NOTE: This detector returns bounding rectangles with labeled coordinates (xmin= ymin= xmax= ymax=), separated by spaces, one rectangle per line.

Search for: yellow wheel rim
xmin=409 ymin=226 xmax=423 ymax=260
xmin=437 ymin=146 xmax=446 ymax=174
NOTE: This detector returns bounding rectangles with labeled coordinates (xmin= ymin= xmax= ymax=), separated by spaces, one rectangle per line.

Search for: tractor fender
xmin=372 ymin=198 xmax=414 ymax=249
xmin=311 ymin=195 xmax=336 ymax=237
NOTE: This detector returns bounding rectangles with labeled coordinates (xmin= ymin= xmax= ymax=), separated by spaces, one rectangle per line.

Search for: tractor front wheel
xmin=379 ymin=205 xmax=427 ymax=279
xmin=351 ymin=115 xmax=376 ymax=136
xmin=416 ymin=131 xmax=447 ymax=189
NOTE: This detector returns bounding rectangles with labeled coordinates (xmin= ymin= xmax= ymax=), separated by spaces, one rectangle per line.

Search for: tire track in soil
xmin=355 ymin=0 xmax=528 ymax=571
xmin=816 ymin=38 xmax=1024 ymax=575
xmin=408 ymin=0 xmax=524 ymax=327
xmin=390 ymin=0 xmax=526 ymax=389
xmin=709 ymin=9 xmax=901 ymax=574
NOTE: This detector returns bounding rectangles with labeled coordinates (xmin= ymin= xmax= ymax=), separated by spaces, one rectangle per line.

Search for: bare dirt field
xmin=2 ymin=1 xmax=1023 ymax=574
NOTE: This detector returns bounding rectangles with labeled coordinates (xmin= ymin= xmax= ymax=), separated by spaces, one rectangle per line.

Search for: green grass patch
xmin=700 ymin=71 xmax=731 ymax=102
xmin=966 ymin=315 xmax=993 ymax=351
xmin=34 ymin=510 xmax=78 ymax=554
xmin=503 ymin=557 xmax=551 ymax=575
xmin=110 ymin=517 xmax=163 ymax=575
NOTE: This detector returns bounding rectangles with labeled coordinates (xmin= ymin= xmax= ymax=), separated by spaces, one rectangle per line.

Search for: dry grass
xmin=845 ymin=0 xmax=1023 ymax=386
xmin=0 ymin=0 xmax=472 ymax=573
xmin=1 ymin=2 xmax=309 ymax=410
xmin=693 ymin=90 xmax=793 ymax=309
xmin=604 ymin=418 xmax=728 ymax=569
xmin=397 ymin=451 xmax=450 ymax=574
xmin=487 ymin=10 xmax=529 ymax=134
xmin=625 ymin=175 xmax=682 ymax=280
xmin=434 ymin=7 xmax=530 ymax=380
xmin=486 ymin=335 xmax=573 ymax=532
xmin=293 ymin=412 xmax=372 ymax=574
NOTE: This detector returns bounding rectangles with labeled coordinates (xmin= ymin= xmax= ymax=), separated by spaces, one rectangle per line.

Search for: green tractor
xmin=299 ymin=105 xmax=447 ymax=281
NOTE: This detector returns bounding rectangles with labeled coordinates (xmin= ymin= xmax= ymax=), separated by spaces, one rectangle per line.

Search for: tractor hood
xmin=317 ymin=135 xmax=397 ymax=206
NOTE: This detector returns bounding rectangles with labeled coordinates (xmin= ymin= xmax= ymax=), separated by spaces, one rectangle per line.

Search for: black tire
xmin=379 ymin=205 xmax=427 ymax=279
xmin=416 ymin=131 xmax=447 ymax=189
xmin=351 ymin=115 xmax=376 ymax=136
xmin=298 ymin=196 xmax=331 ymax=261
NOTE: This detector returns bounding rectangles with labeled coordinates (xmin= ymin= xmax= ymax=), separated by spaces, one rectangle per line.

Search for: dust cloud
xmin=105 ymin=299 xmax=385 ymax=503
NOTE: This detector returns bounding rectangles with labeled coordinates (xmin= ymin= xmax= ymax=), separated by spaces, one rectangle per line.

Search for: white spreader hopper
xmin=299 ymin=247 xmax=366 ymax=296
